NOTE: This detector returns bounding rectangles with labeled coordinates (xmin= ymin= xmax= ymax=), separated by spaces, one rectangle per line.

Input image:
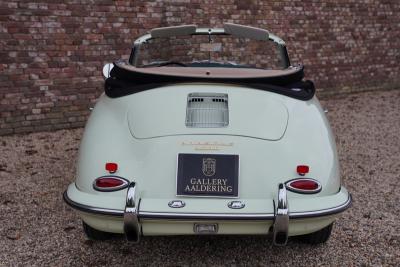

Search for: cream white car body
xmin=64 ymin=24 xmax=351 ymax=245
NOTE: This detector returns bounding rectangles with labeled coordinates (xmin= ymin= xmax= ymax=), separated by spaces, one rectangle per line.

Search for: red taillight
xmin=93 ymin=176 xmax=128 ymax=191
xmin=291 ymin=180 xmax=318 ymax=190
xmin=105 ymin=162 xmax=118 ymax=173
xmin=296 ymin=165 xmax=309 ymax=176
xmin=285 ymin=178 xmax=321 ymax=194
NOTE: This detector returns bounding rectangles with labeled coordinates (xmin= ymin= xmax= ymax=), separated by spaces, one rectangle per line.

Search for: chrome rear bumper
xmin=63 ymin=184 xmax=352 ymax=245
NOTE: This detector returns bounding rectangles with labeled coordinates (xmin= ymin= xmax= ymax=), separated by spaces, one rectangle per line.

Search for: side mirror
xmin=102 ymin=63 xmax=114 ymax=79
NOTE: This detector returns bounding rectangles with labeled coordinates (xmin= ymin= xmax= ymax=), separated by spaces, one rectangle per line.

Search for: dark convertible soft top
xmin=105 ymin=61 xmax=315 ymax=100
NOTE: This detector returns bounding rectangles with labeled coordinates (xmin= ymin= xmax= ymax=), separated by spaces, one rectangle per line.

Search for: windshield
xmin=136 ymin=35 xmax=284 ymax=69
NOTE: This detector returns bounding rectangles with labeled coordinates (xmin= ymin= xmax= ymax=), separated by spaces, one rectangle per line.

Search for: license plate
xmin=177 ymin=154 xmax=239 ymax=197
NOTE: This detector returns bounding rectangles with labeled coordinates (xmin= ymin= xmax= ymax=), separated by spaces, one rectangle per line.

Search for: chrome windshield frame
xmin=128 ymin=26 xmax=290 ymax=68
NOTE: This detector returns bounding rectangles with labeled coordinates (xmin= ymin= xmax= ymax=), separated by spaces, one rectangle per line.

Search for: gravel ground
xmin=0 ymin=89 xmax=399 ymax=266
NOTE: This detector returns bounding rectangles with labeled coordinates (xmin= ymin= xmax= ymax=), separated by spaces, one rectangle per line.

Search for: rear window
xmin=136 ymin=35 xmax=284 ymax=69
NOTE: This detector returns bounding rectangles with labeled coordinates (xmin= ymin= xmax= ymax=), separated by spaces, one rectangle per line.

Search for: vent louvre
xmin=186 ymin=93 xmax=229 ymax=128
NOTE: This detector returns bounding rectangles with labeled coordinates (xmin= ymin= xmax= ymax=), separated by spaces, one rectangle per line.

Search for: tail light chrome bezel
xmin=285 ymin=178 xmax=322 ymax=194
xmin=93 ymin=176 xmax=130 ymax=192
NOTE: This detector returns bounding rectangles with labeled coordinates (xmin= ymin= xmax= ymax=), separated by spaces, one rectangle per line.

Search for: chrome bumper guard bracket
xmin=123 ymin=182 xmax=141 ymax=243
xmin=273 ymin=183 xmax=289 ymax=246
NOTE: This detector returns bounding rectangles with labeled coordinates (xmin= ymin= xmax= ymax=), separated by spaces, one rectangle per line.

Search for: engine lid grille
xmin=185 ymin=93 xmax=229 ymax=128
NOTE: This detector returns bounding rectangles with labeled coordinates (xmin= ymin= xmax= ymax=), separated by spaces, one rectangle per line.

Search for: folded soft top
xmin=105 ymin=61 xmax=315 ymax=100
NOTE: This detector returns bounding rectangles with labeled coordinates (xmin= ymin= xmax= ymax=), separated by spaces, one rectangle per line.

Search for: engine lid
xmin=127 ymin=84 xmax=288 ymax=140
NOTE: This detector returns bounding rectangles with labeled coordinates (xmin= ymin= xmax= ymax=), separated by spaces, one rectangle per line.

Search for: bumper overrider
xmin=63 ymin=183 xmax=351 ymax=245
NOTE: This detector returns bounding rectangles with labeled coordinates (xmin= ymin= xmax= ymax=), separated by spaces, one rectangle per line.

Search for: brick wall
xmin=0 ymin=0 xmax=399 ymax=135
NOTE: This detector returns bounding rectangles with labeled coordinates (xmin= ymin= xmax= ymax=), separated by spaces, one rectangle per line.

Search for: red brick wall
xmin=0 ymin=1 xmax=399 ymax=135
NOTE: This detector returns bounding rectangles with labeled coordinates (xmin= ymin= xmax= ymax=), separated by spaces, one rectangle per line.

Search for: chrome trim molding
xmin=273 ymin=183 xmax=289 ymax=246
xmin=63 ymin=191 xmax=124 ymax=217
xmin=63 ymin=189 xmax=352 ymax=220
xmin=289 ymin=193 xmax=352 ymax=219
xmin=139 ymin=211 xmax=275 ymax=221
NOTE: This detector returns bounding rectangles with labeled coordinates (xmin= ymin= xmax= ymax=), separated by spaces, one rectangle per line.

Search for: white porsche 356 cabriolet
xmin=63 ymin=23 xmax=351 ymax=245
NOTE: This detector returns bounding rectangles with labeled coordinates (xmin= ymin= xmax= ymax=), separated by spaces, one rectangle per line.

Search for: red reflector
xmin=105 ymin=162 xmax=118 ymax=173
xmin=93 ymin=175 xmax=129 ymax=191
xmin=290 ymin=180 xmax=319 ymax=190
xmin=285 ymin=178 xmax=321 ymax=194
xmin=95 ymin=177 xmax=124 ymax=188
xmin=296 ymin=165 xmax=309 ymax=175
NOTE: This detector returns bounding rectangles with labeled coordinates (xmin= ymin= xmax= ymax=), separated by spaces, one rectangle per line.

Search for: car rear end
xmin=64 ymin=83 xmax=351 ymax=245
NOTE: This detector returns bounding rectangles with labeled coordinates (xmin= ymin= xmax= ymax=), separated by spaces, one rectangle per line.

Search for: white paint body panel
xmin=66 ymin=83 xmax=348 ymax=236
xmin=128 ymin=84 xmax=288 ymax=140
